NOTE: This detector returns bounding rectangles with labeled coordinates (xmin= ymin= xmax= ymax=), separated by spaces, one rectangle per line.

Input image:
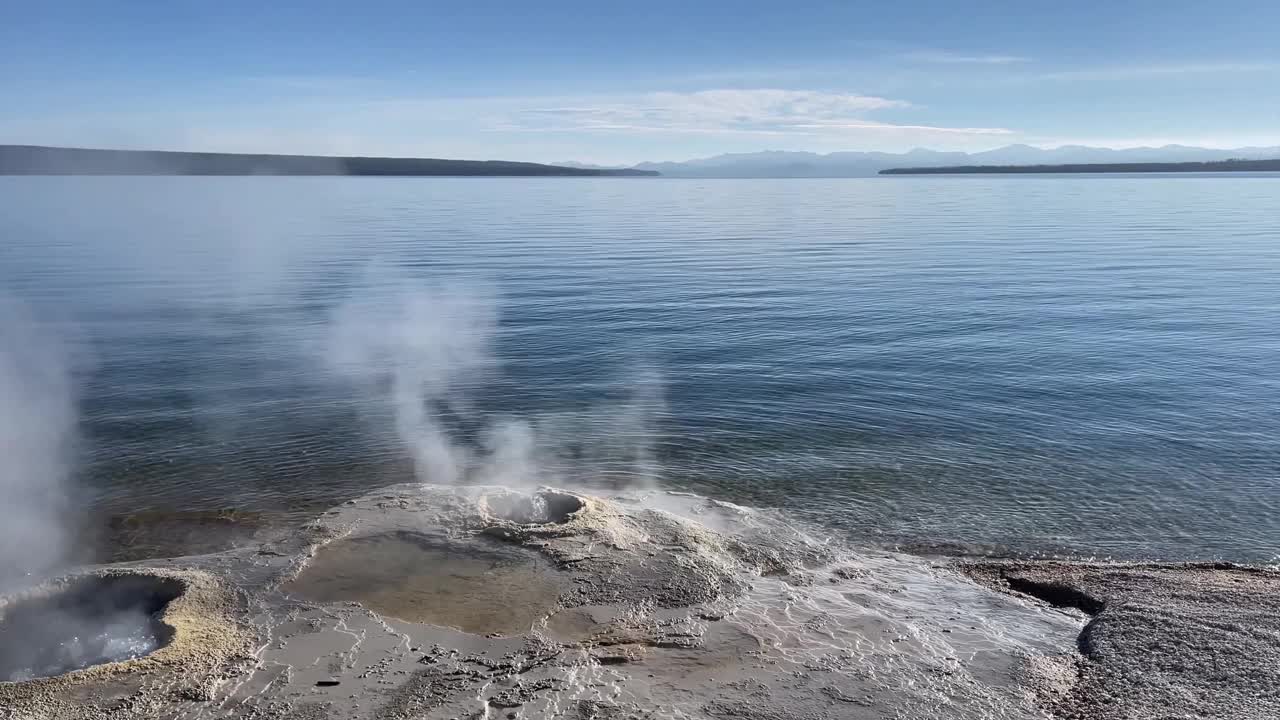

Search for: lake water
xmin=2 ymin=176 xmax=1278 ymax=562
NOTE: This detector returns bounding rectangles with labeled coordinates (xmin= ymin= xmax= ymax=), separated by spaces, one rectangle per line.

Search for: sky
xmin=3 ymin=1 xmax=1280 ymax=165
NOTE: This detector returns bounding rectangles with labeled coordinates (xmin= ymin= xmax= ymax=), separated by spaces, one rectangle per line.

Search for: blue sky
xmin=4 ymin=1 xmax=1280 ymax=164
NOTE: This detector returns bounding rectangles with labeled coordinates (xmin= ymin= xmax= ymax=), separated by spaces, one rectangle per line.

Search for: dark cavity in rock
xmin=0 ymin=574 xmax=183 ymax=682
xmin=484 ymin=491 xmax=583 ymax=525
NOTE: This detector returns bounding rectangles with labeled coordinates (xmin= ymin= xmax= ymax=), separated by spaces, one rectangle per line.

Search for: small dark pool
xmin=0 ymin=574 xmax=183 ymax=682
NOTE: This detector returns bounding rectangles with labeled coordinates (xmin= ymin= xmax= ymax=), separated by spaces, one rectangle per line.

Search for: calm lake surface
xmin=3 ymin=176 xmax=1278 ymax=561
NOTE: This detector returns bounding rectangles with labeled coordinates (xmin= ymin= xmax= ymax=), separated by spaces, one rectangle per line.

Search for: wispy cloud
xmin=487 ymin=89 xmax=1011 ymax=138
xmin=1039 ymin=61 xmax=1277 ymax=81
xmin=790 ymin=121 xmax=1014 ymax=136
xmin=900 ymin=50 xmax=1030 ymax=65
xmin=0 ymin=87 xmax=1020 ymax=164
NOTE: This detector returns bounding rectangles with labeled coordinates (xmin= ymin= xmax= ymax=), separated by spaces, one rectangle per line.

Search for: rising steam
xmin=326 ymin=274 xmax=498 ymax=485
xmin=0 ymin=294 xmax=80 ymax=592
xmin=324 ymin=270 xmax=663 ymax=489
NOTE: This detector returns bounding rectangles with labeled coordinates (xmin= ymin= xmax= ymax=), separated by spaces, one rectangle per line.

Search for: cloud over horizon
xmin=488 ymin=89 xmax=1013 ymax=140
xmin=3 ymin=3 xmax=1278 ymax=165
xmin=0 ymin=87 xmax=1021 ymax=163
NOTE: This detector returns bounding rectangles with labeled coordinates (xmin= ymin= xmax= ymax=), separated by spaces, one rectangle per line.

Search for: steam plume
xmin=323 ymin=271 xmax=663 ymax=489
xmin=0 ymin=294 xmax=80 ymax=592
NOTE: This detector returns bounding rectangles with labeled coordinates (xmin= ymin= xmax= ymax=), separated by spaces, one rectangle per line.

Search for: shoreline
xmin=90 ymin=499 xmax=1273 ymax=569
xmin=3 ymin=484 xmax=1276 ymax=718
xmin=0 ymin=145 xmax=660 ymax=177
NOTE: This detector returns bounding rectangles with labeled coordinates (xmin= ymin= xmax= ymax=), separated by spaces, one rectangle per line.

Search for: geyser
xmin=482 ymin=490 xmax=584 ymax=525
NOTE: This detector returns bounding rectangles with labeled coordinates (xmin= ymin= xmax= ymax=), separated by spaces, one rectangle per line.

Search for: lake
xmin=2 ymin=175 xmax=1278 ymax=561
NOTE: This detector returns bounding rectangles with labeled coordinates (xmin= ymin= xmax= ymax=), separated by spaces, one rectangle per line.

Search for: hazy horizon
xmin=7 ymin=141 xmax=1280 ymax=172
xmin=4 ymin=2 xmax=1280 ymax=165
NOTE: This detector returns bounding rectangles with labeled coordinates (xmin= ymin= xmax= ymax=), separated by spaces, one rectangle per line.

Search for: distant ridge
xmin=627 ymin=144 xmax=1280 ymax=177
xmin=880 ymin=158 xmax=1280 ymax=175
xmin=0 ymin=145 xmax=659 ymax=177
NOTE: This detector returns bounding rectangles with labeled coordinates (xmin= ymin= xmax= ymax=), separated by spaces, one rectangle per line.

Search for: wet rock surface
xmin=962 ymin=560 xmax=1280 ymax=720
xmin=283 ymin=531 xmax=568 ymax=635
xmin=1 ymin=484 xmax=1275 ymax=719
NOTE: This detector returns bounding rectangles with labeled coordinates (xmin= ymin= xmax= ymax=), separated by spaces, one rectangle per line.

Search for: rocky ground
xmin=961 ymin=560 xmax=1280 ymax=720
xmin=0 ymin=484 xmax=1275 ymax=719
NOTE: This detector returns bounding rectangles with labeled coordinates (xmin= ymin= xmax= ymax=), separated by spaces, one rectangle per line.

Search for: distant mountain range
xmin=615 ymin=144 xmax=1280 ymax=177
xmin=882 ymin=158 xmax=1280 ymax=175
xmin=0 ymin=145 xmax=659 ymax=177
xmin=8 ymin=143 xmax=1279 ymax=179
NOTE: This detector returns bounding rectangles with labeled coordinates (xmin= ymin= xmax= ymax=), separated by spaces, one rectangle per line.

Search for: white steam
xmin=326 ymin=276 xmax=498 ymax=485
xmin=324 ymin=272 xmax=663 ymax=489
xmin=0 ymin=294 xmax=80 ymax=592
